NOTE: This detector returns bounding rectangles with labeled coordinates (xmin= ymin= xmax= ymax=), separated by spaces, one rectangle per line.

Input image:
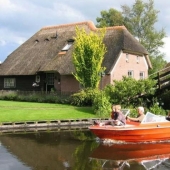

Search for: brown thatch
xmin=0 ymin=21 xmax=151 ymax=76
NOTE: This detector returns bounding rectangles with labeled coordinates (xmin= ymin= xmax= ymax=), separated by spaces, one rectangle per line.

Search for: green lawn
xmin=0 ymin=100 xmax=97 ymax=123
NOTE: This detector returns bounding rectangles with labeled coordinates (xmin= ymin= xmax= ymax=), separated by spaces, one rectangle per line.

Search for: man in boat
xmin=126 ymin=106 xmax=145 ymax=122
xmin=94 ymin=105 xmax=126 ymax=126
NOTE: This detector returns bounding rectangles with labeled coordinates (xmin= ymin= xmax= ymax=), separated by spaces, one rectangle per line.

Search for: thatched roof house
xmin=0 ymin=21 xmax=152 ymax=93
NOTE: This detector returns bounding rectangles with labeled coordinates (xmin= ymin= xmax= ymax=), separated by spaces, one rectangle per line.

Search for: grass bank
xmin=0 ymin=100 xmax=97 ymax=123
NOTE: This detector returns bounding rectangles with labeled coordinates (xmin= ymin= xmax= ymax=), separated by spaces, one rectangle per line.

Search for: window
xmin=4 ymin=78 xmax=16 ymax=88
xmin=137 ymin=56 xmax=140 ymax=63
xmin=128 ymin=70 xmax=134 ymax=78
xmin=46 ymin=73 xmax=54 ymax=85
xmin=62 ymin=40 xmax=74 ymax=51
xmin=126 ymin=54 xmax=129 ymax=62
xmin=35 ymin=75 xmax=40 ymax=83
xmin=139 ymin=72 xmax=145 ymax=79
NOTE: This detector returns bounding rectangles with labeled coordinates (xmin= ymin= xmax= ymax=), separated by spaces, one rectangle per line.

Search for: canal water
xmin=0 ymin=129 xmax=170 ymax=170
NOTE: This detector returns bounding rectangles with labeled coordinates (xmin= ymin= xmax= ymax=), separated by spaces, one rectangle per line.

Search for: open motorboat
xmin=89 ymin=110 xmax=170 ymax=142
xmin=89 ymin=143 xmax=170 ymax=170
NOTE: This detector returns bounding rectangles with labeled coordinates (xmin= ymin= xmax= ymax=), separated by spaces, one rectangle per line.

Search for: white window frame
xmin=62 ymin=40 xmax=74 ymax=51
xmin=139 ymin=71 xmax=145 ymax=79
xmin=4 ymin=78 xmax=16 ymax=88
xmin=128 ymin=70 xmax=134 ymax=78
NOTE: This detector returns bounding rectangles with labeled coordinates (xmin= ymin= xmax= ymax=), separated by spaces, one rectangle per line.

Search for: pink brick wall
xmin=110 ymin=52 xmax=148 ymax=84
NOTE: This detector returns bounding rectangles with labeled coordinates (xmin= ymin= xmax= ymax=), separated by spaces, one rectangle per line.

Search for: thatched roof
xmin=0 ymin=21 xmax=151 ymax=76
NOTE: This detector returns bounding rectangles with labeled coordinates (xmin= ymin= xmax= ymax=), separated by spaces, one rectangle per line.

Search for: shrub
xmin=92 ymin=91 xmax=111 ymax=117
xmin=70 ymin=88 xmax=99 ymax=106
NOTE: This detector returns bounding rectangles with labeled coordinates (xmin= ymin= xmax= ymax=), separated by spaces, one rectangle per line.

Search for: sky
xmin=0 ymin=0 xmax=170 ymax=63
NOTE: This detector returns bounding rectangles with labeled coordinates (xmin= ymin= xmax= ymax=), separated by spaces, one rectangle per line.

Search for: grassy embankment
xmin=0 ymin=100 xmax=97 ymax=123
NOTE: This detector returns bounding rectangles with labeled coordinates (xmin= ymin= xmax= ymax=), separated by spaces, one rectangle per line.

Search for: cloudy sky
xmin=0 ymin=0 xmax=170 ymax=63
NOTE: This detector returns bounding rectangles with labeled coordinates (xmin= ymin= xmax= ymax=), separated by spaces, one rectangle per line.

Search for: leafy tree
xmin=72 ymin=27 xmax=107 ymax=89
xmin=121 ymin=0 xmax=167 ymax=74
xmin=96 ymin=8 xmax=124 ymax=28
xmin=96 ymin=0 xmax=167 ymax=75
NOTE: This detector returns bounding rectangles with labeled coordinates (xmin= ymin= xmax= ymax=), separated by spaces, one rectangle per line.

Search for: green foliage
xmin=149 ymin=55 xmax=167 ymax=75
xmin=122 ymin=0 xmax=167 ymax=73
xmin=92 ymin=91 xmax=111 ymax=118
xmin=96 ymin=8 xmax=124 ymax=27
xmin=122 ymin=0 xmax=166 ymax=56
xmin=0 ymin=91 xmax=71 ymax=104
xmin=149 ymin=98 xmax=166 ymax=115
xmin=96 ymin=0 xmax=167 ymax=75
xmin=104 ymin=77 xmax=157 ymax=108
xmin=71 ymin=88 xmax=111 ymax=117
xmin=71 ymin=88 xmax=99 ymax=106
xmin=72 ymin=26 xmax=107 ymax=89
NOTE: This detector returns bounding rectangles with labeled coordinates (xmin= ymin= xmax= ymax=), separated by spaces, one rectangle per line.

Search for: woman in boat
xmin=126 ymin=106 xmax=145 ymax=122
xmin=100 ymin=105 xmax=126 ymax=126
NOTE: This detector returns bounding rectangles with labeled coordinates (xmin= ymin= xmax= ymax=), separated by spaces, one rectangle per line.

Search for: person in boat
xmin=94 ymin=105 xmax=126 ymax=126
xmin=166 ymin=110 xmax=170 ymax=121
xmin=126 ymin=106 xmax=145 ymax=122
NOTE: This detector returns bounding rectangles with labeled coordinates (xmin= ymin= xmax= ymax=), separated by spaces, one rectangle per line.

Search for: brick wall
xmin=110 ymin=52 xmax=148 ymax=84
xmin=60 ymin=75 xmax=80 ymax=93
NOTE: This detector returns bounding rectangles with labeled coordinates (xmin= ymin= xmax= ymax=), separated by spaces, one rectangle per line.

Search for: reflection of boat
xmin=90 ymin=143 xmax=170 ymax=169
xmin=89 ymin=112 xmax=170 ymax=142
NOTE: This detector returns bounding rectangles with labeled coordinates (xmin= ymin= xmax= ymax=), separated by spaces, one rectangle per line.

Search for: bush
xmin=92 ymin=91 xmax=111 ymax=117
xmin=0 ymin=90 xmax=71 ymax=104
xmin=70 ymin=88 xmax=99 ymax=106
xmin=149 ymin=99 xmax=167 ymax=116
xmin=104 ymin=77 xmax=156 ymax=108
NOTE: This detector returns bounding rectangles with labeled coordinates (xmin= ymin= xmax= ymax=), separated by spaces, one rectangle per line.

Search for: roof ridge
xmin=105 ymin=25 xmax=127 ymax=30
xmin=40 ymin=21 xmax=97 ymax=31
xmin=40 ymin=21 xmax=126 ymax=31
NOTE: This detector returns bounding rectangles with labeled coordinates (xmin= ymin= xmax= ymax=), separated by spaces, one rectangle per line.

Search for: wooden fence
xmin=151 ymin=65 xmax=170 ymax=91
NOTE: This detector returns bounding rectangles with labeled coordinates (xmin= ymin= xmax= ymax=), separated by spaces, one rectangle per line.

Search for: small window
xmin=139 ymin=72 xmax=145 ymax=79
xmin=126 ymin=54 xmax=129 ymax=62
xmin=36 ymin=75 xmax=40 ymax=83
xmin=137 ymin=56 xmax=140 ymax=63
xmin=4 ymin=78 xmax=16 ymax=88
xmin=46 ymin=73 xmax=54 ymax=85
xmin=62 ymin=40 xmax=74 ymax=51
xmin=128 ymin=70 xmax=134 ymax=78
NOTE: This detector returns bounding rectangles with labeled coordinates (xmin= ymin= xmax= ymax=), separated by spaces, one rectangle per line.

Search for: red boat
xmin=89 ymin=111 xmax=170 ymax=142
xmin=90 ymin=143 xmax=170 ymax=169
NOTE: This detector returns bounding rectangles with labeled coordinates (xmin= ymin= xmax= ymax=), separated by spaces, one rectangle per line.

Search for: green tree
xmin=96 ymin=8 xmax=124 ymax=28
xmin=96 ymin=0 xmax=167 ymax=75
xmin=121 ymin=0 xmax=167 ymax=74
xmin=72 ymin=27 xmax=107 ymax=89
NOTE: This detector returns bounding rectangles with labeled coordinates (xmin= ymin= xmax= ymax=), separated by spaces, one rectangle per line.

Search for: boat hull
xmin=89 ymin=122 xmax=170 ymax=142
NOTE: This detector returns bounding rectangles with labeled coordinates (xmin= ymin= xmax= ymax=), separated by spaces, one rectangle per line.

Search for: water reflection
xmin=0 ymin=130 xmax=97 ymax=170
xmin=1 ymin=130 xmax=170 ymax=170
xmin=90 ymin=142 xmax=170 ymax=170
